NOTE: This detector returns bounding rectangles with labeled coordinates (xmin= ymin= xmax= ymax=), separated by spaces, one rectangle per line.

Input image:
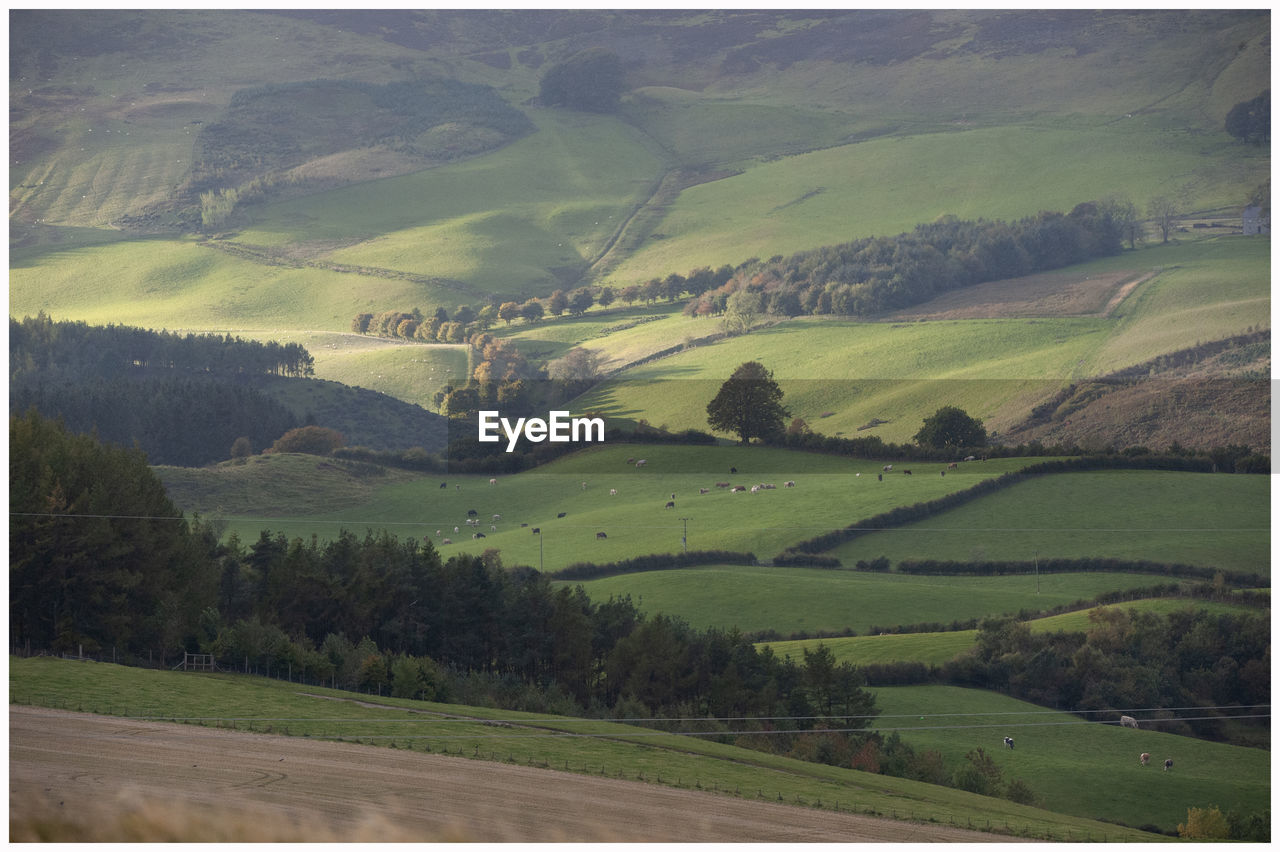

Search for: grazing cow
xmin=940 ymin=470 xmax=945 ymax=477
xmin=731 ymin=485 xmax=746 ymax=492
xmin=610 ymin=488 xmax=617 ymax=496
xmin=521 ymin=523 xmax=528 ymax=527
xmin=532 ymin=528 xmax=540 ymax=534
xmin=489 ymin=478 xmax=497 ymax=485
xmin=440 ymin=482 xmax=447 ymax=489
xmin=716 ymin=482 xmax=730 ymax=488
xmin=596 ymin=532 xmax=608 ymax=539
xmin=493 ymin=514 xmax=502 ymax=521
xmin=750 ymin=485 xmax=760 ymax=493
xmin=883 ymin=464 xmax=893 ymax=472
xmin=1140 ymin=753 xmax=1150 ymax=766
xmin=665 ymin=501 xmax=675 ymax=509
xmin=582 ymin=481 xmax=588 ymax=490
xmin=764 ymin=483 xmax=776 ymax=489
xmin=442 ymin=538 xmax=452 ymax=544
xmin=784 ymin=480 xmax=796 ymax=488
xmin=557 ymin=512 xmax=567 ymax=518
xmin=454 ymin=526 xmax=459 ymax=533
xmin=473 ymin=532 xmax=485 ymax=539
xmin=730 ymin=467 xmax=737 ymax=474
xmin=1003 ymin=737 xmax=1014 ymax=750
xmin=626 ymin=458 xmax=635 ymax=464
xmin=490 ymin=524 xmax=496 ymax=531
xmin=436 ymin=530 xmax=442 ymax=537
xmin=1164 ymin=758 xmax=1173 ymax=772
xmin=964 ymin=455 xmax=976 ymax=462
xmin=636 ymin=459 xmax=647 ymax=467
xmin=456 ymin=484 xmax=461 ymax=491
xmin=699 ymin=488 xmax=709 ymax=494
xmin=467 ymin=509 xmax=478 ymax=517
xmin=948 ymin=462 xmax=959 ymax=470
xmin=903 ymin=470 xmax=912 ymax=475
xmin=877 ymin=473 xmax=883 ymax=482
xmin=1120 ymin=715 xmax=1139 ymax=729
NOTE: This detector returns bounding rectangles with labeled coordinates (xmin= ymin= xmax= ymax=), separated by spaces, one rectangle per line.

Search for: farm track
xmin=9 ymin=705 xmax=1018 ymax=842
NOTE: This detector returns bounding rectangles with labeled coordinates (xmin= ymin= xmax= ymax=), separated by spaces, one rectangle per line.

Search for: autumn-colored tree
xmin=498 ymin=301 xmax=521 ymax=325
xmin=267 ymin=426 xmax=345 ymax=456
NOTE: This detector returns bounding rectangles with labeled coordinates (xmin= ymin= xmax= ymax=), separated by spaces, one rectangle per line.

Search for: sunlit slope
xmin=230 ymin=111 xmax=667 ymax=297
xmin=575 ymin=316 xmax=1109 ymax=443
xmin=571 ymin=238 xmax=1269 ymax=444
xmin=9 ymin=238 xmax=469 ymax=332
xmin=604 ymin=121 xmax=1269 ymax=286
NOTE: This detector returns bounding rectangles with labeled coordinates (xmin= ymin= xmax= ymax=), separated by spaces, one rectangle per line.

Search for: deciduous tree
xmin=706 ymin=361 xmax=790 ymax=445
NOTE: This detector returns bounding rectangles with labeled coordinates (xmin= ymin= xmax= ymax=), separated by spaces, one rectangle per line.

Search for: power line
xmin=104 ymin=713 xmax=1271 ymax=741
xmin=9 ymin=512 xmax=1264 ymax=534
xmin=122 ymin=704 xmax=1269 ymax=726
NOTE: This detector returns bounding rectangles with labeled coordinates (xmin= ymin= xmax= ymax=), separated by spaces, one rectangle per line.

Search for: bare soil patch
xmin=883 ymin=270 xmax=1153 ymax=321
xmin=10 ymin=706 xmax=1017 ymax=843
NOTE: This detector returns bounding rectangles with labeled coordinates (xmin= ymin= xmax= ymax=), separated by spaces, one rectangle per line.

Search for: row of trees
xmin=352 ymin=272 xmax=718 ymax=345
xmin=12 ymin=411 xmax=877 ymax=733
xmin=10 ymin=314 xmax=312 ymax=466
xmin=12 ymin=313 xmax=314 ymax=378
xmin=952 ymin=609 xmax=1270 ymax=739
xmin=681 ymin=204 xmax=1125 ymax=320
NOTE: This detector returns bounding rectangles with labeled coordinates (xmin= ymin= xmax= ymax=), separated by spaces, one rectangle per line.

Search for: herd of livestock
xmin=426 ymin=455 xmax=990 ymax=545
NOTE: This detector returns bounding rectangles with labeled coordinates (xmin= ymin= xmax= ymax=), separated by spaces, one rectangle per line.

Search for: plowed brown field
xmin=10 ymin=706 xmax=1019 ymax=842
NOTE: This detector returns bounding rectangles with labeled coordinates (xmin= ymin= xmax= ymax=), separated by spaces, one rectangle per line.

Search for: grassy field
xmin=569 ymin=237 xmax=1269 ymax=443
xmin=563 ymin=565 xmax=1185 ymax=636
xmin=823 ymin=469 xmax=1271 ymax=576
xmin=759 ymin=597 xmax=1266 ymax=667
xmin=868 ymin=684 xmax=1270 ymax=832
xmin=5 ymin=655 xmax=1173 ymax=841
xmin=605 ymin=123 xmax=1269 ymax=285
xmin=158 ymin=446 xmax=1032 ymax=567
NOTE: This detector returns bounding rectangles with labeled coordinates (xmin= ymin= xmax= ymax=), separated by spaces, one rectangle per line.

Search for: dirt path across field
xmin=10 ymin=706 xmax=1019 ymax=843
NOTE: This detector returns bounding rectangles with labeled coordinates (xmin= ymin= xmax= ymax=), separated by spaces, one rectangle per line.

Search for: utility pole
xmin=679 ymin=517 xmax=689 ymax=552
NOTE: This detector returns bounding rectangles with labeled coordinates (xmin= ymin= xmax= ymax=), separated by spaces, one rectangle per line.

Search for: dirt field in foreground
xmin=10 ymin=705 xmax=1019 ymax=842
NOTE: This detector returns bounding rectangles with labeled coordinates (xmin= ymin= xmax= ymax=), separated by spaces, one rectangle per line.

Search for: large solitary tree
xmin=914 ymin=406 xmax=987 ymax=450
xmin=706 ymin=361 xmax=790 ymax=445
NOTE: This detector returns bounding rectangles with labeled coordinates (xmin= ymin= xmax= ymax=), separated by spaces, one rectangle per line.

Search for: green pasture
xmin=1083 ymin=236 xmax=1272 ymax=373
xmin=9 ymin=237 xmax=466 ymax=333
xmin=574 ymin=314 xmax=1112 ymax=441
xmin=570 ymin=238 xmax=1268 ymax=443
xmin=565 ymin=566 xmax=1182 ymax=636
xmin=759 ymin=597 xmax=1266 ymax=667
xmin=158 ymin=445 xmax=1033 ymax=568
xmin=232 ymin=110 xmax=666 ymax=297
xmin=605 ymin=122 xmax=1269 ymax=285
xmin=492 ymin=303 xmax=704 ymax=370
xmin=824 ymin=470 xmax=1271 ymax=577
xmin=868 ymin=684 xmax=1270 ymax=832
xmin=7 ymin=656 xmax=1158 ymax=841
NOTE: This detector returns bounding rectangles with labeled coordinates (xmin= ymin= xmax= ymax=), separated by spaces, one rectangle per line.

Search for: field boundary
xmin=775 ymin=454 xmax=1253 ymax=563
